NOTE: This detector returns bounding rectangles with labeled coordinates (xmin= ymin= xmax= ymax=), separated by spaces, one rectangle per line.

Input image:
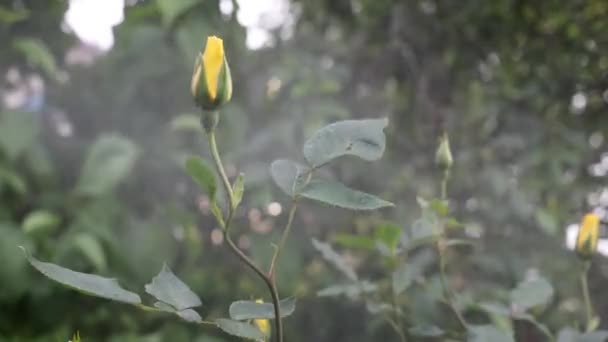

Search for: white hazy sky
xmin=64 ymin=0 xmax=125 ymax=50
xmin=64 ymin=0 xmax=290 ymax=50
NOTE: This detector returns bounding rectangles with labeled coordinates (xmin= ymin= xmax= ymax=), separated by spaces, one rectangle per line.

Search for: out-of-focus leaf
xmin=145 ymin=263 xmax=202 ymax=311
xmin=229 ymin=298 xmax=296 ymax=320
xmin=445 ymin=239 xmax=475 ymax=248
xmin=73 ymin=232 xmax=107 ymax=272
xmin=392 ymin=262 xmax=423 ymax=295
xmin=478 ymin=302 xmax=511 ymax=316
xmin=365 ymin=301 xmax=392 ymax=314
xmin=156 ymin=0 xmax=200 ymax=27
xmin=445 ymin=218 xmax=465 ymax=229
xmin=303 ymin=118 xmax=388 ymax=167
xmin=333 ymin=234 xmax=376 ymax=251
xmin=557 ymin=328 xmax=579 ymax=342
xmin=76 ymin=134 xmax=139 ymax=196
xmin=557 ymin=329 xmax=608 ymax=342
xmin=375 ymin=221 xmax=402 ymax=254
xmin=25 ymin=143 xmax=54 ymax=177
xmin=468 ymin=325 xmax=514 ymax=342
xmin=13 ymin=38 xmax=59 ymax=79
xmin=185 ymin=156 xmax=223 ymax=225
xmin=406 ymin=218 xmax=437 ymax=249
xmin=186 ymin=156 xmax=216 ymax=197
xmin=580 ymin=331 xmax=608 ymax=342
xmin=300 ymin=179 xmax=393 ymax=210
xmin=317 ymin=281 xmax=378 ymax=298
xmin=22 ymin=210 xmax=60 ymax=236
xmin=170 ymin=113 xmax=203 ymax=132
xmin=21 ymin=247 xmax=141 ymax=304
xmin=0 ymin=226 xmax=30 ymax=300
xmin=269 ymin=159 xmax=309 ymax=197
xmin=0 ymin=111 xmax=39 ymax=160
xmin=535 ymin=209 xmax=558 ymax=236
xmin=587 ymin=316 xmax=601 ymax=333
xmin=393 ymin=249 xmax=435 ymax=295
xmin=175 ymin=17 xmax=211 ymax=63
xmin=311 ymin=238 xmax=357 ymax=281
xmin=428 ymin=198 xmax=449 ymax=217
xmin=409 ymin=325 xmax=445 ymax=337
xmin=0 ymin=6 xmax=29 ymax=25
xmin=215 ymin=318 xmax=265 ymax=341
xmin=0 ymin=166 xmax=27 ymax=195
xmin=510 ymin=277 xmax=553 ymax=311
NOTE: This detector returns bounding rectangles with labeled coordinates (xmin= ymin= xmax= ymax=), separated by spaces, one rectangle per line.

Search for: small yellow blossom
xmin=254 ymin=299 xmax=271 ymax=340
xmin=576 ymin=213 xmax=600 ymax=259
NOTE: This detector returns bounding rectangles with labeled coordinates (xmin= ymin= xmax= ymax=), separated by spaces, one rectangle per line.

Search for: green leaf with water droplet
xmin=303 ymin=118 xmax=388 ymax=167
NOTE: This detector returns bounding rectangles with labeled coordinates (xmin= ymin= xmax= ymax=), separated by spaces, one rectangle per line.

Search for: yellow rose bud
xmin=575 ymin=213 xmax=600 ymax=259
xmin=435 ymin=132 xmax=453 ymax=171
xmin=254 ymin=299 xmax=271 ymax=339
xmin=191 ymin=36 xmax=233 ymax=110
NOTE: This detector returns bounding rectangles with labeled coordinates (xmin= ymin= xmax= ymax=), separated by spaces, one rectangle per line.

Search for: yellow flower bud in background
xmin=191 ymin=36 xmax=233 ymax=110
xmin=435 ymin=132 xmax=453 ymax=171
xmin=575 ymin=213 xmax=600 ymax=259
xmin=254 ymin=299 xmax=271 ymax=340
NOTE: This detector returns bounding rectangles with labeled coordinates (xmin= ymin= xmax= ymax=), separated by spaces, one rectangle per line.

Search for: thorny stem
xmin=581 ymin=260 xmax=593 ymax=331
xmin=224 ymin=229 xmax=283 ymax=342
xmin=204 ymin=112 xmax=283 ymax=342
xmin=436 ymin=168 xmax=468 ymax=330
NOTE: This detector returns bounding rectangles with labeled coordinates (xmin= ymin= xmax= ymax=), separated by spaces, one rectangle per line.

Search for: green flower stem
xmin=390 ymin=287 xmax=407 ymax=342
xmin=269 ymin=170 xmax=313 ymax=280
xmin=358 ymin=279 xmax=406 ymax=342
xmin=385 ymin=315 xmax=407 ymax=342
xmin=224 ymin=230 xmax=283 ymax=342
xmin=440 ymin=170 xmax=449 ymax=201
xmin=204 ymin=114 xmax=283 ymax=342
xmin=580 ymin=260 xmax=593 ymax=330
xmin=525 ymin=317 xmax=555 ymax=342
xmin=436 ymin=168 xmax=467 ymax=329
xmin=206 ymin=130 xmax=235 ymax=214
xmin=437 ymin=246 xmax=467 ymax=329
xmin=269 ymin=200 xmax=298 ymax=278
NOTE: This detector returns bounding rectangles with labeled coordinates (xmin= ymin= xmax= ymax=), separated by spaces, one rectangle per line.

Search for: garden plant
xmin=18 ymin=33 xmax=608 ymax=342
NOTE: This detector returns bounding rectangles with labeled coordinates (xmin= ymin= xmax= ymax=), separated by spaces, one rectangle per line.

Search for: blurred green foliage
xmin=0 ymin=0 xmax=607 ymax=341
